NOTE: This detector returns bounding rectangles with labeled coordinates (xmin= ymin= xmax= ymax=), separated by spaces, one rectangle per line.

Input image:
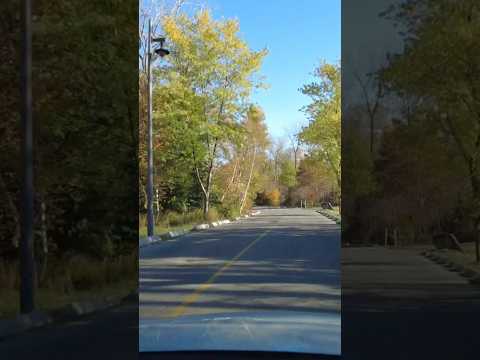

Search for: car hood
xmin=139 ymin=310 xmax=340 ymax=355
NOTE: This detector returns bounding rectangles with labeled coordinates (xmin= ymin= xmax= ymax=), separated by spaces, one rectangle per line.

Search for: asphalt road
xmin=342 ymin=246 xmax=480 ymax=360
xmin=0 ymin=301 xmax=138 ymax=360
xmin=5 ymin=208 xmax=479 ymax=359
xmin=140 ymin=207 xmax=341 ymax=319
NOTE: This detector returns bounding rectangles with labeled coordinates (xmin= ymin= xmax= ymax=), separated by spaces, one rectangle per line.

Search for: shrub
xmin=219 ymin=203 xmax=241 ymax=219
xmin=255 ymin=191 xmax=268 ymax=205
xmin=0 ymin=261 xmax=19 ymax=290
xmin=159 ymin=209 xmax=205 ymax=228
xmin=67 ymin=255 xmax=106 ymax=290
xmin=164 ymin=211 xmax=184 ymax=227
xmin=206 ymin=207 xmax=220 ymax=222
xmin=104 ymin=253 xmax=137 ymax=284
xmin=266 ymin=189 xmax=281 ymax=207
xmin=184 ymin=209 xmax=204 ymax=224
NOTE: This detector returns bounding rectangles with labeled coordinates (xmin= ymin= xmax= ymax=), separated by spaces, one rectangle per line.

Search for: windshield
xmin=138 ymin=0 xmax=341 ymax=355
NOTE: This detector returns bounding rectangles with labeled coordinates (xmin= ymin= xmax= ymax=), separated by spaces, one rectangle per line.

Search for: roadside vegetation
xmin=432 ymin=243 xmax=480 ymax=275
xmin=343 ymin=0 xmax=480 ymax=263
xmin=0 ymin=0 xmax=342 ymax=318
xmin=138 ymin=4 xmax=341 ymax=234
xmin=0 ymin=254 xmax=137 ymax=318
xmin=0 ymin=1 xmax=137 ymax=317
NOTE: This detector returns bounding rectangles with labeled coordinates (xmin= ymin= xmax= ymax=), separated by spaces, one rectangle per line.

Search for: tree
xmin=380 ymin=0 xmax=480 ymax=260
xmin=158 ymin=10 xmax=267 ymax=217
xmin=239 ymin=105 xmax=269 ymax=213
xmin=1 ymin=0 xmax=139 ymax=258
xmin=353 ymin=69 xmax=385 ymax=154
xmin=279 ymin=158 xmax=297 ymax=188
xmin=285 ymin=124 xmax=303 ymax=170
xmin=269 ymin=138 xmax=286 ymax=186
xmin=294 ymin=155 xmax=336 ymax=207
xmin=299 ymin=62 xmax=341 ymax=193
xmin=138 ymin=0 xmax=199 ymax=212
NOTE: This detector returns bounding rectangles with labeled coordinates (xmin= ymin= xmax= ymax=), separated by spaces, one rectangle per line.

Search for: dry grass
xmin=0 ymin=253 xmax=137 ymax=319
xmin=0 ymin=280 xmax=135 ymax=319
xmin=440 ymin=242 xmax=480 ymax=272
xmin=139 ymin=208 xmax=228 ymax=238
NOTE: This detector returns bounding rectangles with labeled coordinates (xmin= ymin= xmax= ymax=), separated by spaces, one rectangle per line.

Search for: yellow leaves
xmin=197 ymin=9 xmax=213 ymax=30
xmin=220 ymin=19 xmax=243 ymax=52
xmin=197 ymin=10 xmax=218 ymax=45
xmin=224 ymin=19 xmax=239 ymax=34
xmin=266 ymin=189 xmax=281 ymax=207
xmin=163 ymin=15 xmax=189 ymax=51
xmin=161 ymin=9 xmax=267 ymax=115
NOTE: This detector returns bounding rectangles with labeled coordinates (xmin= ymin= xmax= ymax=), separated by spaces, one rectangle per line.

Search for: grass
xmin=139 ymin=223 xmax=194 ymax=238
xmin=139 ymin=207 xmax=230 ymax=239
xmin=0 ymin=253 xmax=137 ymax=319
xmin=0 ymin=280 xmax=136 ymax=319
xmin=437 ymin=242 xmax=480 ymax=273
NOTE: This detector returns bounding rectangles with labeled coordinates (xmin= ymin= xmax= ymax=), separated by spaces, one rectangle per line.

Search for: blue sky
xmin=205 ymin=0 xmax=341 ymax=139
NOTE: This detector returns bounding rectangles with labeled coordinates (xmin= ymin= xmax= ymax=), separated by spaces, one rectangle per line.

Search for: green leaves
xmin=299 ymin=62 xmax=341 ymax=188
xmin=146 ymin=9 xmax=267 ymax=214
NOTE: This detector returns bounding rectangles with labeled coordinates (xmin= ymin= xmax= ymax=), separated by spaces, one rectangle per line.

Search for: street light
xmin=153 ymin=37 xmax=170 ymax=57
xmin=20 ymin=0 xmax=35 ymax=314
xmin=146 ymin=20 xmax=169 ymax=241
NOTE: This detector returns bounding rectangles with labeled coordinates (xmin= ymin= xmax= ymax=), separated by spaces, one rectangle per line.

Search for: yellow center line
xmin=165 ymin=229 xmax=271 ymax=318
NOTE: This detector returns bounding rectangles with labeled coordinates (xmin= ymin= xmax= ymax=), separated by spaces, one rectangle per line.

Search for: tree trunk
xmin=141 ymin=185 xmax=148 ymax=210
xmin=203 ymin=154 xmax=215 ymax=218
xmin=203 ymin=192 xmax=210 ymax=217
xmin=294 ymin=148 xmax=298 ymax=170
xmin=220 ymin=157 xmax=239 ymax=203
xmin=192 ymin=140 xmax=217 ymax=219
xmin=240 ymin=144 xmax=257 ymax=213
xmin=194 ymin=164 xmax=209 ymax=219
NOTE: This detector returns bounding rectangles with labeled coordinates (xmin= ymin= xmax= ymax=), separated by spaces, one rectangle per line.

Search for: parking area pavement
xmin=342 ymin=245 xmax=480 ymax=360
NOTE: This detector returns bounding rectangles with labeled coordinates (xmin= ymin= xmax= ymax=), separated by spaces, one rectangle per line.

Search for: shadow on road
xmin=342 ymin=246 xmax=480 ymax=360
xmin=140 ymin=216 xmax=341 ymax=318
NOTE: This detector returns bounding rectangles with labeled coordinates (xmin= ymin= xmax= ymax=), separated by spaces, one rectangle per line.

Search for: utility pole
xmin=146 ymin=19 xmax=169 ymax=241
xmin=146 ymin=19 xmax=155 ymax=240
xmin=20 ymin=0 xmax=35 ymax=314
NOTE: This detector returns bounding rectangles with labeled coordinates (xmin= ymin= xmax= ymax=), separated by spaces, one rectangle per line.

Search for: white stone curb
xmin=139 ymin=209 xmax=262 ymax=249
xmin=139 ymin=235 xmax=162 ymax=248
xmin=194 ymin=223 xmax=210 ymax=230
xmin=165 ymin=229 xmax=187 ymax=239
xmin=0 ymin=311 xmax=52 ymax=338
xmin=0 ymin=291 xmax=136 ymax=339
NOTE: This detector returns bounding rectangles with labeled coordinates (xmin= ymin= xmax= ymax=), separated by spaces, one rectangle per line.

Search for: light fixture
xmin=153 ymin=37 xmax=170 ymax=57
